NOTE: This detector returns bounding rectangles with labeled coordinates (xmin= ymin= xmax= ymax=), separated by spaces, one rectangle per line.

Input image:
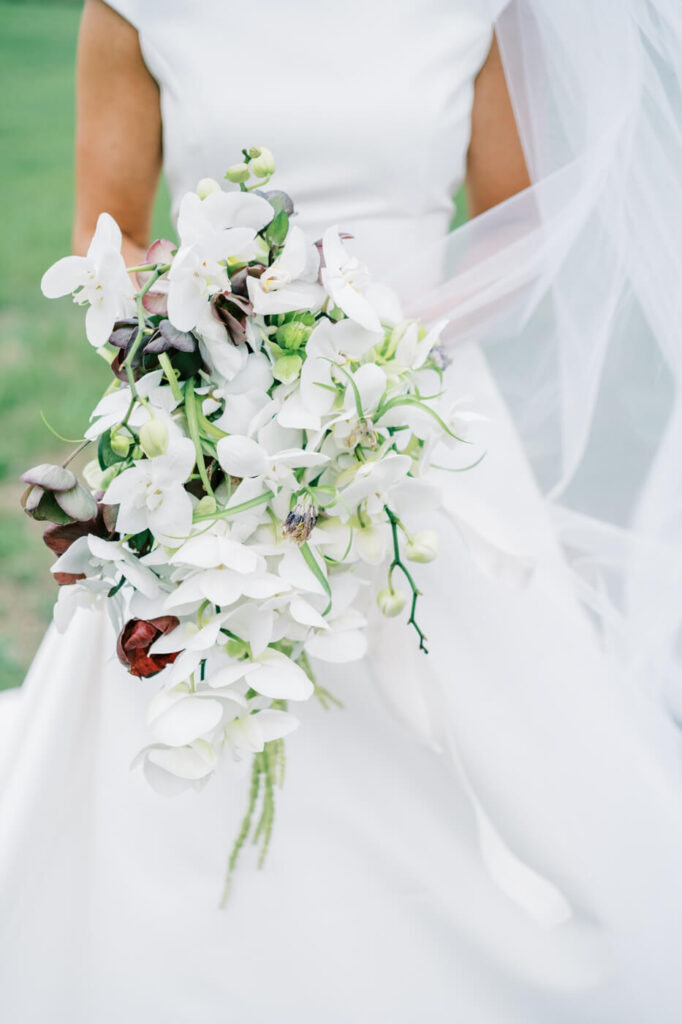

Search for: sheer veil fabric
xmin=401 ymin=0 xmax=682 ymax=718
xmin=1 ymin=1 xmax=682 ymax=1021
xmin=380 ymin=0 xmax=682 ymax=1005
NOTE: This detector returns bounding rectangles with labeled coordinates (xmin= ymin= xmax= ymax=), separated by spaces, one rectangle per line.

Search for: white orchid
xmin=166 ymin=189 xmax=273 ymax=333
xmin=306 ymin=574 xmax=368 ymax=663
xmin=84 ymin=369 xmax=181 ymax=441
xmin=163 ymin=562 xmax=286 ymax=612
xmin=222 ymin=700 xmax=299 ymax=761
xmin=51 ymin=534 xmax=162 ymax=598
xmin=215 ymin=647 xmax=314 ymax=701
xmin=210 ymin=350 xmax=274 ymax=435
xmin=41 ymin=212 xmax=134 ymax=347
xmin=329 ymin=453 xmax=410 ymax=522
xmin=53 ymin=576 xmax=120 ymax=633
xmin=297 ymin=317 xmax=381 ymax=420
xmin=321 ymin=226 xmax=386 ymax=333
xmin=216 ymin=435 xmax=328 ymax=519
xmin=103 ymin=436 xmax=196 ymax=546
xmin=247 ymin=225 xmax=322 ymax=314
xmin=136 ymin=739 xmax=218 ymax=796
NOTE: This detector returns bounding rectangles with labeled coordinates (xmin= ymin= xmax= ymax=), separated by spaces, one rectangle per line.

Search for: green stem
xmin=61 ymin=439 xmax=92 ymax=469
xmin=157 ymin=351 xmax=183 ymax=402
xmin=195 ymin=406 xmax=228 ymax=440
xmin=385 ymin=504 xmax=428 ymax=653
xmin=126 ymin=261 xmax=171 ymax=274
xmin=121 ymin=267 xmax=165 ymax=418
xmin=184 ymin=378 xmax=215 ymax=497
xmin=193 ymin=489 xmax=274 ymax=523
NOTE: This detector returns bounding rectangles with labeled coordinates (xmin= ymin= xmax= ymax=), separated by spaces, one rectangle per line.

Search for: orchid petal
xmin=149 ymin=693 xmax=224 ymax=746
xmin=147 ymin=739 xmax=217 ymax=781
xmin=40 ymin=255 xmax=88 ymax=298
xmin=216 ymin=435 xmax=267 ymax=478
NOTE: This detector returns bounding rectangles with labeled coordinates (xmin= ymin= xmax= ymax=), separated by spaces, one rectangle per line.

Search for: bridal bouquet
xmin=22 ymin=147 xmax=470 ymax=893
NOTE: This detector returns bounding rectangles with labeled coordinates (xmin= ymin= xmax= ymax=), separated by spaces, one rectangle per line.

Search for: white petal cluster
xmin=36 ymin=159 xmax=475 ymax=808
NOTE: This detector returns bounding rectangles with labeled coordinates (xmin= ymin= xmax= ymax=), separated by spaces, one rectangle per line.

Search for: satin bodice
xmin=108 ymin=0 xmax=492 ymax=274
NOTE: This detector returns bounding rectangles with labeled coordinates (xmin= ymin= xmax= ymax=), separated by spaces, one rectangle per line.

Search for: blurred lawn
xmin=0 ymin=0 xmax=171 ymax=688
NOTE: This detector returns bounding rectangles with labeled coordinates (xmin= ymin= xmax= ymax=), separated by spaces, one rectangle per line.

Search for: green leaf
xmin=376 ymin=395 xmax=466 ymax=442
xmin=98 ymin=429 xmax=127 ymax=470
xmin=264 ymin=209 xmax=289 ymax=248
xmin=300 ymin=542 xmax=332 ymax=616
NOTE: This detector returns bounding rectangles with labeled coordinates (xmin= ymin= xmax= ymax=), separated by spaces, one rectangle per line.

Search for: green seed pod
xmin=139 ymin=418 xmax=169 ymax=459
xmin=273 ymin=352 xmax=303 ymax=384
xmin=224 ymin=164 xmax=251 ymax=185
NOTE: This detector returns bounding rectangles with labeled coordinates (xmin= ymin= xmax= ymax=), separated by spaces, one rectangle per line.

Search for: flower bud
xmin=224 ymin=163 xmax=251 ymax=185
xmin=196 ymin=176 xmax=222 ymax=198
xmin=109 ymin=429 xmax=132 ymax=458
xmin=377 ymin=587 xmax=407 ymax=617
xmin=273 ymin=352 xmax=303 ymax=384
xmin=82 ymin=459 xmax=106 ymax=491
xmin=405 ymin=530 xmax=439 ymax=563
xmin=194 ymin=495 xmax=217 ymax=517
xmin=139 ymin=417 xmax=169 ymax=459
xmin=276 ymin=321 xmax=311 ymax=350
xmin=248 ymin=146 xmax=275 ymax=178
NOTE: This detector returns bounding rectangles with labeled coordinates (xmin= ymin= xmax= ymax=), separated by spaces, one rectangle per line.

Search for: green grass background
xmin=0 ymin=0 xmax=172 ymax=688
xmin=0 ymin=0 xmax=467 ymax=690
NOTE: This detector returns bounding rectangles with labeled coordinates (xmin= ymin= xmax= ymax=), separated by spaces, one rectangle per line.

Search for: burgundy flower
xmin=212 ymin=266 xmax=264 ymax=346
xmin=116 ymin=616 xmax=181 ymax=678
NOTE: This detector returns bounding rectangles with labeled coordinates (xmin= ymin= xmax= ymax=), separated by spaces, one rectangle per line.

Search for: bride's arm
xmin=466 ymin=35 xmax=530 ymax=218
xmin=73 ymin=0 xmax=161 ymax=263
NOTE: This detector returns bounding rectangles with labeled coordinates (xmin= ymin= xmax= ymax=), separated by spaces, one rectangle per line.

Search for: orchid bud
xmin=224 ymin=163 xmax=251 ymax=185
xmin=83 ymin=459 xmax=106 ymax=491
xmin=139 ymin=418 xmax=169 ymax=459
xmin=273 ymin=353 xmax=303 ymax=384
xmin=248 ymin=146 xmax=275 ymax=178
xmin=405 ymin=530 xmax=439 ymax=563
xmin=194 ymin=495 xmax=217 ymax=517
xmin=377 ymin=587 xmax=407 ymax=617
xmin=276 ymin=321 xmax=311 ymax=350
xmin=196 ymin=176 xmax=222 ymax=198
xmin=110 ymin=429 xmax=132 ymax=458
xmin=83 ymin=461 xmax=118 ymax=492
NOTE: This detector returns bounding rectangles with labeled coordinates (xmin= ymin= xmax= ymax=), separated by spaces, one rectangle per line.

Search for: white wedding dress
xmin=2 ymin=2 xmax=682 ymax=1021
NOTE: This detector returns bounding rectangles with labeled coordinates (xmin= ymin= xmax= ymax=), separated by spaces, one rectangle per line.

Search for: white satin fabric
xmin=2 ymin=2 xmax=682 ymax=1021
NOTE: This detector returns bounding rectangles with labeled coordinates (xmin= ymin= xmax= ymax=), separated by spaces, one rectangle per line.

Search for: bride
xmin=2 ymin=1 xmax=682 ymax=1021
